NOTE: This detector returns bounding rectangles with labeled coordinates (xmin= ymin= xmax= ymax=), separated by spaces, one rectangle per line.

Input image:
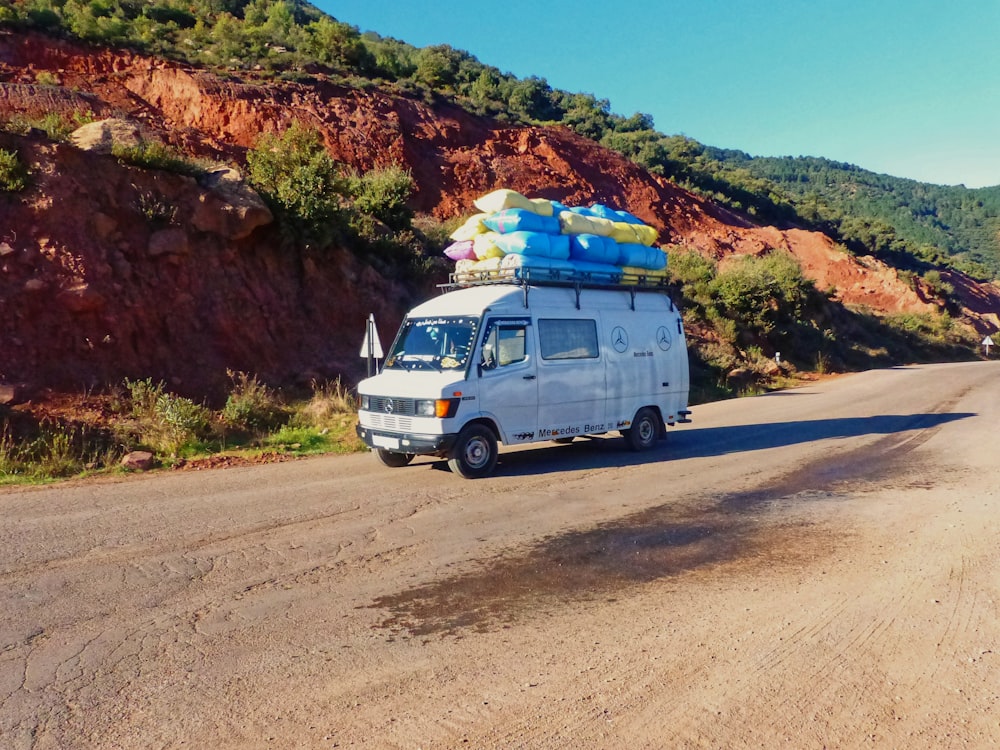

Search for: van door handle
xmin=523 ymin=375 xmax=536 ymax=380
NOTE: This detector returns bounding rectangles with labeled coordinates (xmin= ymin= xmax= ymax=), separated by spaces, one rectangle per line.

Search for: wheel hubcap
xmin=464 ymin=438 xmax=487 ymax=467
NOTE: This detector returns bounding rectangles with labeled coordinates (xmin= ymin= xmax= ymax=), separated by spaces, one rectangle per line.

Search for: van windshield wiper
xmin=399 ymin=355 xmax=441 ymax=372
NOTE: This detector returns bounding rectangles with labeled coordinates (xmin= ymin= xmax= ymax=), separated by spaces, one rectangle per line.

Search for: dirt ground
xmin=2 ymin=361 xmax=999 ymax=748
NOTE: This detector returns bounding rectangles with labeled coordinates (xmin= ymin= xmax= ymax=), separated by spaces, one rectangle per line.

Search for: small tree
xmin=246 ymin=121 xmax=346 ymax=248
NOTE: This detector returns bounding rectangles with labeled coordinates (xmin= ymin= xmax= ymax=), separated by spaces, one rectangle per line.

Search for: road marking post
xmin=360 ymin=313 xmax=384 ymax=376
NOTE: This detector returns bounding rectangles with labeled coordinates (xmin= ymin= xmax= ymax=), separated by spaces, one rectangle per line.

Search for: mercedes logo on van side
xmin=611 ymin=326 xmax=629 ymax=353
xmin=656 ymin=326 xmax=672 ymax=351
xmin=383 ymin=398 xmax=394 ymax=414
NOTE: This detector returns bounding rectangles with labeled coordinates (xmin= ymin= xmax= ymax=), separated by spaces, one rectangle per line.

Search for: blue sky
xmin=312 ymin=1 xmax=1000 ymax=188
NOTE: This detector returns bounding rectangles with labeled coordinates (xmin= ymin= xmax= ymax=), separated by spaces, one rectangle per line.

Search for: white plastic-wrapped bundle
xmin=569 ymin=234 xmax=621 ymax=265
xmin=482 ymin=208 xmax=561 ymax=235
xmin=617 ymin=243 xmax=667 ymax=270
xmin=493 ymin=230 xmax=571 ymax=260
xmin=500 ymin=254 xmax=575 ymax=275
xmin=558 ymin=210 xmax=616 ymax=237
xmin=455 ymin=256 xmax=504 ymax=282
xmin=473 ymin=189 xmax=555 ymax=216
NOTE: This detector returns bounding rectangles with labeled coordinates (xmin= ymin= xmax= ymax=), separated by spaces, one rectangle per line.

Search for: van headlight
xmin=360 ymin=395 xmax=370 ymax=410
xmin=415 ymin=398 xmax=459 ymax=418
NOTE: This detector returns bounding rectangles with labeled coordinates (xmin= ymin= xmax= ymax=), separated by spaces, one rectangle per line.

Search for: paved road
xmin=2 ymin=361 xmax=999 ymax=748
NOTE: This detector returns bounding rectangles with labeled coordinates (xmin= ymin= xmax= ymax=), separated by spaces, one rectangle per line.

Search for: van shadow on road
xmin=372 ymin=411 xmax=975 ymax=638
xmin=439 ymin=412 xmax=977 ymax=478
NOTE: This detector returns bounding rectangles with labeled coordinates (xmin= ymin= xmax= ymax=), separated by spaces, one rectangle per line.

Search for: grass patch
xmin=0 ymin=419 xmax=126 ymax=485
xmin=0 ymin=377 xmax=365 ymax=485
xmin=113 ymin=140 xmax=208 ymax=177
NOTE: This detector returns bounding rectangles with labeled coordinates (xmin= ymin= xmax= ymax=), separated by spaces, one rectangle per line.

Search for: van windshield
xmin=384 ymin=316 xmax=479 ymax=372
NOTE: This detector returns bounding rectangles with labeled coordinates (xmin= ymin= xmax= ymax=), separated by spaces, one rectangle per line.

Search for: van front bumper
xmin=356 ymin=425 xmax=458 ymax=456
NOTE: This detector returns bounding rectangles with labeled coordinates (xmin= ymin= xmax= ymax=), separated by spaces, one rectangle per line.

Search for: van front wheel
xmin=448 ymin=424 xmax=498 ymax=478
xmin=624 ymin=408 xmax=660 ymax=451
xmin=375 ymin=448 xmax=415 ymax=467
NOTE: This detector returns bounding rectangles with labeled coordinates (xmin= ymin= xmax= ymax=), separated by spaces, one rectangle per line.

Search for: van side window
xmin=482 ymin=324 xmax=527 ymax=368
xmin=538 ymin=319 xmax=599 ymax=360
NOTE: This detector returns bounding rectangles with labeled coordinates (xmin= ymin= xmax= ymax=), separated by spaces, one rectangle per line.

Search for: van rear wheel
xmin=448 ymin=424 xmax=498 ymax=478
xmin=375 ymin=448 xmax=415 ymax=467
xmin=624 ymin=407 xmax=660 ymax=451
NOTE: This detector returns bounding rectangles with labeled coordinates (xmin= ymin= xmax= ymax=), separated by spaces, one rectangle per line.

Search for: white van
xmin=356 ymin=279 xmax=690 ymax=477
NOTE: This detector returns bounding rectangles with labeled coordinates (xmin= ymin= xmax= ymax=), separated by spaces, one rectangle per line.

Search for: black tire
xmin=623 ymin=407 xmax=660 ymax=452
xmin=552 ymin=437 xmax=575 ymax=444
xmin=448 ymin=423 xmax=498 ymax=478
xmin=375 ymin=448 xmax=415 ymax=468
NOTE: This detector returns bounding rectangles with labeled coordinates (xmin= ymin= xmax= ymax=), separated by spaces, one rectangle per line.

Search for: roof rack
xmin=438 ymin=266 xmax=675 ymax=311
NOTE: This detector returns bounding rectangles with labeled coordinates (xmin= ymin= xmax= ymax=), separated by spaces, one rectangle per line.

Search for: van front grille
xmin=369 ymin=397 xmax=416 ymax=416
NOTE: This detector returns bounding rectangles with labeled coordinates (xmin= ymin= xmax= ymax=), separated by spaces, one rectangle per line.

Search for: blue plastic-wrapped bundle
xmin=589 ymin=203 xmax=644 ymax=225
xmin=566 ymin=259 xmax=624 ymax=282
xmin=500 ymin=254 xmax=575 ymax=273
xmin=618 ymin=243 xmax=667 ymax=270
xmin=569 ymin=234 xmax=621 ymax=265
xmin=494 ymin=231 xmax=571 ymax=260
xmin=482 ymin=208 xmax=561 ymax=235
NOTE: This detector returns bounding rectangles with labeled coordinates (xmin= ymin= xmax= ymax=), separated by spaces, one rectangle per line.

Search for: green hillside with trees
xmin=708 ymin=151 xmax=1000 ymax=279
xmin=3 ymin=0 xmax=998 ymax=281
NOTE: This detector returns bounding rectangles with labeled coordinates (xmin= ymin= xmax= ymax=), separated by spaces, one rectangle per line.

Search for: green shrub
xmin=348 ymin=163 xmax=414 ymax=230
xmin=922 ymin=269 xmax=954 ymax=300
xmin=154 ymin=392 xmax=211 ymax=446
xmin=2 ymin=110 xmax=94 ymax=141
xmin=710 ymin=251 xmax=813 ymax=336
xmin=124 ymin=377 xmax=164 ymax=418
xmin=133 ymin=190 xmax=176 ymax=225
xmin=246 ymin=121 xmax=347 ymax=248
xmin=35 ymin=70 xmax=59 ymax=86
xmin=122 ymin=378 xmax=212 ymax=455
xmin=221 ymin=371 xmax=287 ymax=433
xmin=0 ymin=148 xmax=27 ymax=192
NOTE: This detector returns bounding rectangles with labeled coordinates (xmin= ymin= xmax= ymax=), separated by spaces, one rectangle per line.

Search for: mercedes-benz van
xmin=356 ymin=280 xmax=690 ymax=478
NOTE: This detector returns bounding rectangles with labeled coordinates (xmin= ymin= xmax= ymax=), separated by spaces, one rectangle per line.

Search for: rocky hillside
xmin=1 ymin=30 xmax=998 ymax=400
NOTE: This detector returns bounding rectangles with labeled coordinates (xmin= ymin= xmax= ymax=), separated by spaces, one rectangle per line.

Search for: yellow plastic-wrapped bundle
xmin=473 ymin=232 xmax=506 ymax=259
xmin=610 ymin=221 xmax=658 ymax=246
xmin=621 ymin=265 xmax=669 ymax=280
xmin=558 ymin=211 xmax=616 ymax=237
xmin=473 ymin=189 xmax=554 ymax=216
xmin=449 ymin=212 xmax=489 ymax=242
